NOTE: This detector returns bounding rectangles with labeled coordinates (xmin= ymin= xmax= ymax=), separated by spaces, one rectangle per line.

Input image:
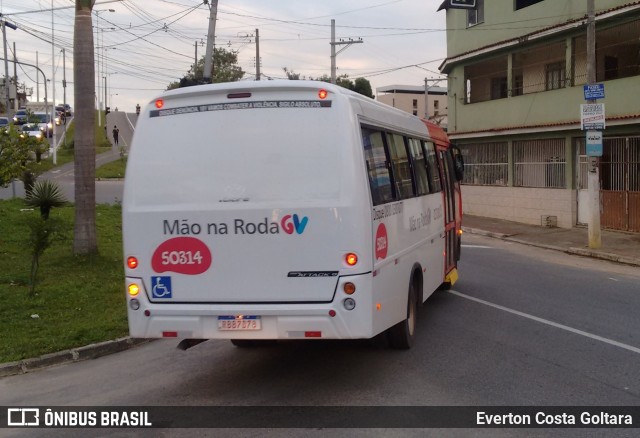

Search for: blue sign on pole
xmin=584 ymin=84 xmax=605 ymax=100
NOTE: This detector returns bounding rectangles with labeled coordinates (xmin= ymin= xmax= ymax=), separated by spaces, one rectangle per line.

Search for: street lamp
xmin=94 ymin=8 xmax=115 ymax=127
xmin=1 ymin=18 xmax=17 ymax=118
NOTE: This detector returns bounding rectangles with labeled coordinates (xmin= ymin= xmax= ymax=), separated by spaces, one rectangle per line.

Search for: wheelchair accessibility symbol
xmin=151 ymin=276 xmax=172 ymax=299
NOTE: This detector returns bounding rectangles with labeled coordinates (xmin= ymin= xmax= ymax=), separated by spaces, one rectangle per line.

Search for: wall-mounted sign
xmin=449 ymin=0 xmax=476 ymax=9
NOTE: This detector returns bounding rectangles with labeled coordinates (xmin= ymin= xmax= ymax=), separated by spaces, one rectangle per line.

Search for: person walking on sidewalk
xmin=112 ymin=125 xmax=120 ymax=146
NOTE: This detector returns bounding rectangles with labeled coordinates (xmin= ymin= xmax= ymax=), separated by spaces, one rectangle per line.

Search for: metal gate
xmin=577 ymin=137 xmax=640 ymax=232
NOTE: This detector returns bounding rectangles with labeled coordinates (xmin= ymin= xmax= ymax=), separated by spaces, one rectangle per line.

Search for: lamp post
xmin=94 ymin=8 xmax=115 ymax=127
xmin=2 ymin=18 xmax=17 ymax=119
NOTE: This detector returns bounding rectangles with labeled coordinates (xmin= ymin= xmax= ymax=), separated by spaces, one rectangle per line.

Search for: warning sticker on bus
xmin=150 ymin=100 xmax=332 ymax=118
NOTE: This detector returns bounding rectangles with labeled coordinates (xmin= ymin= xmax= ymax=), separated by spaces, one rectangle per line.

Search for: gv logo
xmin=281 ymin=214 xmax=309 ymax=235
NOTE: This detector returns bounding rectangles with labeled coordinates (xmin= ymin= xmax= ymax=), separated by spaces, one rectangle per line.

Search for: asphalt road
xmin=1 ymin=234 xmax=638 ymax=437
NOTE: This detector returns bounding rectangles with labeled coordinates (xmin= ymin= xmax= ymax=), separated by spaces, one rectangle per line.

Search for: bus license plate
xmin=218 ymin=316 xmax=261 ymax=331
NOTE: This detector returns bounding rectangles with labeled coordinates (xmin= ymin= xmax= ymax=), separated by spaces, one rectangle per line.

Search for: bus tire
xmin=387 ymin=282 xmax=417 ymax=349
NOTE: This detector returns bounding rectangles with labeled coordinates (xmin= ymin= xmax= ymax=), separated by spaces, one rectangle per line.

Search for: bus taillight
xmin=127 ymin=256 xmax=139 ymax=269
xmin=345 ymin=252 xmax=358 ymax=266
xmin=318 ymin=89 xmax=328 ymax=99
xmin=343 ymin=282 xmax=356 ymax=295
xmin=155 ymin=99 xmax=164 ymax=109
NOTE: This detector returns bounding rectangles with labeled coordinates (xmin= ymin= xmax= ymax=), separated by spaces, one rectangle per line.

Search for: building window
xmin=545 ymin=62 xmax=565 ymax=90
xmin=515 ymin=0 xmax=544 ymax=10
xmin=412 ymin=99 xmax=418 ymax=109
xmin=491 ymin=77 xmax=508 ymax=99
xmin=467 ymin=0 xmax=484 ymax=27
xmin=514 ymin=139 xmax=565 ymax=188
xmin=513 ymin=74 xmax=523 ymax=96
xmin=460 ymin=142 xmax=508 ymax=186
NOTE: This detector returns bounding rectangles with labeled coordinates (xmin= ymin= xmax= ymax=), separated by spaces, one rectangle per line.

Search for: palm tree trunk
xmin=73 ymin=0 xmax=98 ymax=255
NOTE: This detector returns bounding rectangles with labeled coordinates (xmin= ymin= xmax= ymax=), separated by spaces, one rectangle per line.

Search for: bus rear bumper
xmin=126 ymin=277 xmax=375 ymax=340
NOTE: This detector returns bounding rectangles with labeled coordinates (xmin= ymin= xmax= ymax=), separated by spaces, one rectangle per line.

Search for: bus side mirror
xmin=451 ymin=146 xmax=464 ymax=182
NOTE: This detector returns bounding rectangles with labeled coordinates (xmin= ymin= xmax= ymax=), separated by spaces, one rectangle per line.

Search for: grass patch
xmin=0 ymin=198 xmax=127 ymax=363
xmin=96 ymin=156 xmax=127 ymax=179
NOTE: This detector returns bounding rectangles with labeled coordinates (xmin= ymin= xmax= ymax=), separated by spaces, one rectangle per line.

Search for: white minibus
xmin=123 ymin=81 xmax=463 ymax=349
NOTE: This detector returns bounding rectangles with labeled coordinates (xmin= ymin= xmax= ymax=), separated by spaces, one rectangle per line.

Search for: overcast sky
xmin=0 ymin=0 xmax=447 ymax=112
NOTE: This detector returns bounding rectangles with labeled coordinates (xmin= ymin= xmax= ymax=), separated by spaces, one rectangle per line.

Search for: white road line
xmin=449 ymin=290 xmax=640 ymax=355
xmin=461 ymin=244 xmax=494 ymax=249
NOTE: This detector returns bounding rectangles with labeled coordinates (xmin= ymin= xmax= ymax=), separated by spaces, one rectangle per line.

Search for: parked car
xmin=33 ymin=112 xmax=53 ymax=137
xmin=13 ymin=109 xmax=28 ymax=125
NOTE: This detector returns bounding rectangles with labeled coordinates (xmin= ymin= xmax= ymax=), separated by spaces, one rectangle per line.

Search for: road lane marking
xmin=449 ymin=290 xmax=640 ymax=355
xmin=461 ymin=244 xmax=493 ymax=249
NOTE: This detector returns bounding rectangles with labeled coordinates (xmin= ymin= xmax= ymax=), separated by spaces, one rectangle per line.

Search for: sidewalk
xmin=463 ymin=214 xmax=640 ymax=267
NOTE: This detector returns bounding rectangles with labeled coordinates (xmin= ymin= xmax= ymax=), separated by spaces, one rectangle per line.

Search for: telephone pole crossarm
xmin=330 ymin=19 xmax=363 ymax=84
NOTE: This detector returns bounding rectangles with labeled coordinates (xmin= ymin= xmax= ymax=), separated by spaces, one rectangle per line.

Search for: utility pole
xmin=36 ymin=51 xmax=39 ymax=101
xmin=586 ymin=0 xmax=601 ymax=248
xmin=203 ymin=0 xmax=218 ymax=83
xmin=329 ymin=19 xmax=363 ymax=84
xmin=255 ymin=28 xmax=260 ymax=81
xmin=62 ymin=48 xmax=67 ymax=147
xmin=52 ymin=0 xmax=57 ymax=165
xmin=2 ymin=22 xmax=11 ymax=119
xmin=12 ymin=42 xmax=17 ymax=111
xmin=425 ymin=78 xmax=430 ymax=120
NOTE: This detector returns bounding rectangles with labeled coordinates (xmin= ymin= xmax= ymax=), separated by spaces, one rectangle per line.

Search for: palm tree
xmin=73 ymin=0 xmax=98 ymax=254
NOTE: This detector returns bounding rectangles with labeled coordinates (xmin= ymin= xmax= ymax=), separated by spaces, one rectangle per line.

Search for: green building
xmin=439 ymin=0 xmax=639 ymax=232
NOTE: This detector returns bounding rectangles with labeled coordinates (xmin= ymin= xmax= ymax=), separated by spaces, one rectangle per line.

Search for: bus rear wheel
xmin=387 ymin=282 xmax=417 ymax=349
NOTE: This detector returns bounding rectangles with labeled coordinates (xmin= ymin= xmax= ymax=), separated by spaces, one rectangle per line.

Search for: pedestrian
xmin=113 ymin=125 xmax=120 ymax=146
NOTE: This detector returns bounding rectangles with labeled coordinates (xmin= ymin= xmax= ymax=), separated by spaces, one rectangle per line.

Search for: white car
xmin=20 ymin=123 xmax=46 ymax=141
xmin=33 ymin=112 xmax=53 ymax=137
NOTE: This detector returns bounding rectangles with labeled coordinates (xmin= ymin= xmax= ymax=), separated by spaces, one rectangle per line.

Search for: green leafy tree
xmin=73 ymin=0 xmax=98 ymax=255
xmin=0 ymin=125 xmax=31 ymax=187
xmin=168 ymin=48 xmax=245 ymax=89
xmin=353 ymin=77 xmax=374 ymax=99
xmin=283 ymin=67 xmax=303 ymax=80
xmin=309 ymin=74 xmax=374 ymax=99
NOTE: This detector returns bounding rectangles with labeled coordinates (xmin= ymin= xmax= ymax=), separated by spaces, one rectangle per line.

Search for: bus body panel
xmin=123 ymin=81 xmax=459 ymax=342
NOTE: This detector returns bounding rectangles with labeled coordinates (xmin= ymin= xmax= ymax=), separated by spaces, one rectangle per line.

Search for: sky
xmin=0 ymin=0 xmax=448 ymax=113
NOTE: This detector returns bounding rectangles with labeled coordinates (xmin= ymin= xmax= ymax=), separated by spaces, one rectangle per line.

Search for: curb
xmin=463 ymin=227 xmax=640 ymax=267
xmin=0 ymin=338 xmax=151 ymax=378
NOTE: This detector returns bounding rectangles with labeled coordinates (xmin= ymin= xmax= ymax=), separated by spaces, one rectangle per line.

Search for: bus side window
xmin=386 ymin=133 xmax=414 ymax=199
xmin=362 ymin=128 xmax=394 ymax=206
xmin=424 ymin=141 xmax=442 ymax=193
xmin=407 ymin=138 xmax=430 ymax=196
